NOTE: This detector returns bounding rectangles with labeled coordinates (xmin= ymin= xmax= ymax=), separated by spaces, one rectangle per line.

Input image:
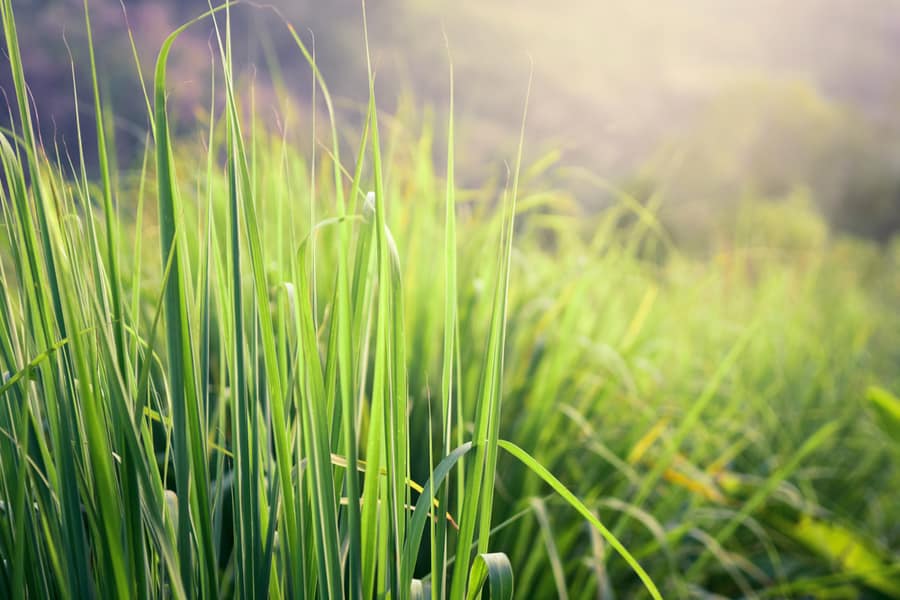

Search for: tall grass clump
xmin=0 ymin=1 xmax=661 ymax=598
xmin=2 ymin=1 xmax=899 ymax=598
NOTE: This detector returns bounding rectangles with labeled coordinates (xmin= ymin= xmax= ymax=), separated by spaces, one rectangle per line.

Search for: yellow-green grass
xmin=0 ymin=1 xmax=898 ymax=598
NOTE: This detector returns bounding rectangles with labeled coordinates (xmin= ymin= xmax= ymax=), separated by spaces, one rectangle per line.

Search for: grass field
xmin=1 ymin=1 xmax=899 ymax=598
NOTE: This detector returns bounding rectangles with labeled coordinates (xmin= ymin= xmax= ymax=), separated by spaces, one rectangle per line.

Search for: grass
xmin=1 ymin=1 xmax=899 ymax=598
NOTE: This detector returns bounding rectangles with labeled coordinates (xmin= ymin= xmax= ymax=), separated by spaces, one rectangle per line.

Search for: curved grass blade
xmin=465 ymin=552 xmax=514 ymax=600
xmin=866 ymin=386 xmax=900 ymax=444
xmin=498 ymin=439 xmax=662 ymax=600
xmin=400 ymin=442 xmax=474 ymax=590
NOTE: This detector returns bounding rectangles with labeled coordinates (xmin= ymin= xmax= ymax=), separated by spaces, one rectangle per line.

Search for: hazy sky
xmin=353 ymin=0 xmax=900 ymax=172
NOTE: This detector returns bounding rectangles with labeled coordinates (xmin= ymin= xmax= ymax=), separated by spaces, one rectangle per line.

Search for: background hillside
xmin=4 ymin=0 xmax=900 ymax=240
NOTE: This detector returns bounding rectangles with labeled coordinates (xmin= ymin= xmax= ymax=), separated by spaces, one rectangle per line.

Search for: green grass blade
xmin=465 ymin=553 xmax=514 ymax=600
xmin=498 ymin=439 xmax=662 ymax=600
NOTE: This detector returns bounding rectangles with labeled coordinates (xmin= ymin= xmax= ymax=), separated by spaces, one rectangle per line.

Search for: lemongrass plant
xmin=3 ymin=1 xmax=899 ymax=599
xmin=0 ymin=1 xmax=660 ymax=598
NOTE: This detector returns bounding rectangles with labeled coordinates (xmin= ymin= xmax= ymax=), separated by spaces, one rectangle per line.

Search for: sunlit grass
xmin=0 ymin=1 xmax=898 ymax=599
